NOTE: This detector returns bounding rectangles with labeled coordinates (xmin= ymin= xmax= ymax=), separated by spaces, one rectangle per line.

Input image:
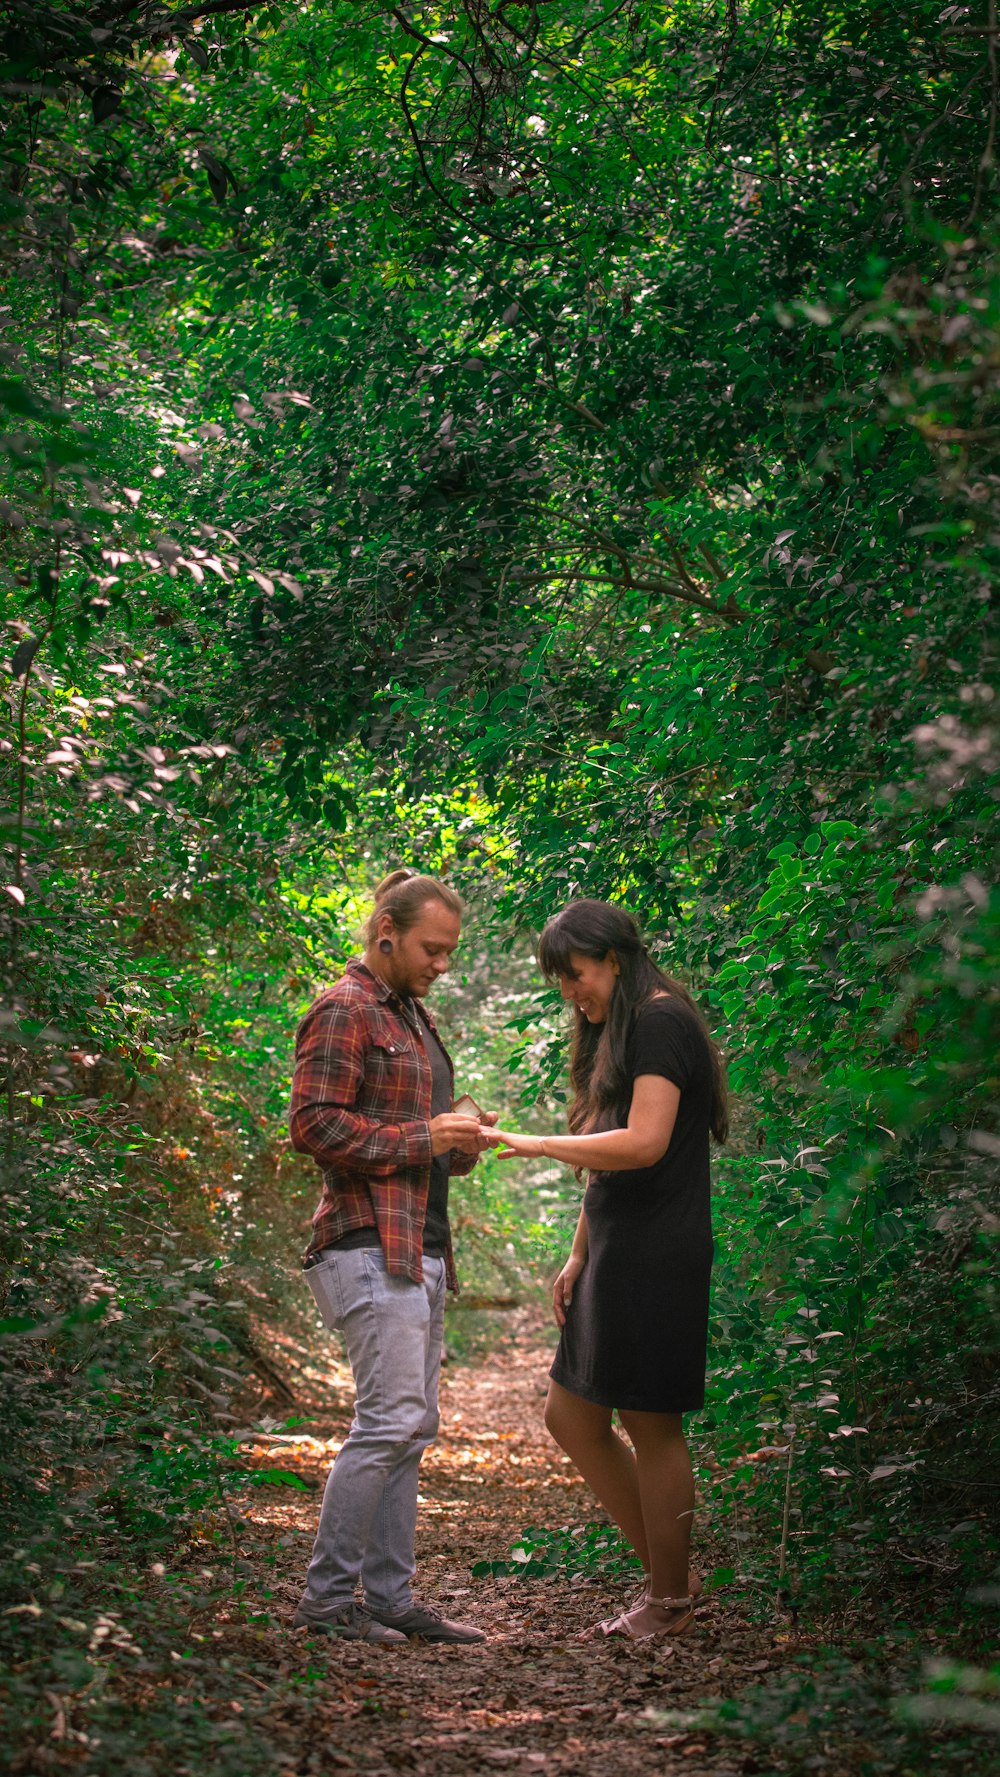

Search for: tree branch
xmin=128 ymin=0 xmax=264 ymax=29
xmin=389 ymin=5 xmax=489 ymax=144
xmin=706 ymin=0 xmax=742 ymax=153
xmin=393 ymin=37 xmax=545 ymax=251
xmin=508 ymin=568 xmax=726 ymax=619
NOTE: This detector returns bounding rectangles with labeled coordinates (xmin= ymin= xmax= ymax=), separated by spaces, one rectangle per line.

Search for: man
xmin=289 ymin=868 xmax=493 ymax=1645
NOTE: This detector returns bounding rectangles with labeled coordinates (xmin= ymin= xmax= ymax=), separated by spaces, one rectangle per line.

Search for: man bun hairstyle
xmin=364 ymin=868 xmax=463 ymax=943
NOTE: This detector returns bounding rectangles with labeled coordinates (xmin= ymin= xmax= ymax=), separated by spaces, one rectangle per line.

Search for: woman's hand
xmin=484 ymin=1128 xmax=545 ymax=1159
xmin=552 ymin=1253 xmax=586 ymax=1328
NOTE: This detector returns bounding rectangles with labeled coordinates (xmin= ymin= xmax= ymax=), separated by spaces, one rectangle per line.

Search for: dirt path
xmin=233 ymin=1315 xmax=800 ymax=1777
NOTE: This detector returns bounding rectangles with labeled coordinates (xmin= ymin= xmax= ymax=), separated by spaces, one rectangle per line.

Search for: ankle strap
xmin=648 ymin=1594 xmax=693 ymax=1609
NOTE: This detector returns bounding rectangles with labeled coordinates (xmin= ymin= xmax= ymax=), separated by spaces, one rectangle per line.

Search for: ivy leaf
xmin=91 ymin=85 xmax=123 ymax=125
xmin=9 ymin=634 xmax=40 ymax=678
xmin=197 ymin=147 xmax=231 ymax=205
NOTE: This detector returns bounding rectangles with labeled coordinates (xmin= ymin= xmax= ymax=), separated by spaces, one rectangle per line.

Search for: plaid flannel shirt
xmin=290 ymin=959 xmax=474 ymax=1290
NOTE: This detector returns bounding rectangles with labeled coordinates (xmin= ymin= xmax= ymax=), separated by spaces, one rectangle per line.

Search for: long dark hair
xmin=537 ymin=899 xmax=729 ymax=1144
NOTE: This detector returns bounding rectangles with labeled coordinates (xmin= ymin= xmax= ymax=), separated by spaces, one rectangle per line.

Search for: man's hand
xmin=430 ymin=1113 xmax=487 ymax=1156
xmin=552 ymin=1253 xmax=586 ymax=1328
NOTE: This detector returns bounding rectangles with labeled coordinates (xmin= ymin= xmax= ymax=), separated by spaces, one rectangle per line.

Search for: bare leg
xmin=614 ymin=1408 xmax=695 ymax=1634
xmin=544 ymin=1381 xmax=649 ymax=1568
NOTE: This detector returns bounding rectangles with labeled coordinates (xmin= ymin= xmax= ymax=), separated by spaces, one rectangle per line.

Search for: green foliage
xmin=898 ymin=1655 xmax=1000 ymax=1735
xmin=1 ymin=2 xmax=998 ymax=1763
xmin=652 ymin=1646 xmax=998 ymax=1774
xmin=472 ymin=1521 xmax=643 ymax=1584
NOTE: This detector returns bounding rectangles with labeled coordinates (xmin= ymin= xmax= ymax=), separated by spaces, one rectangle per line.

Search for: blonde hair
xmin=364 ymin=868 xmax=463 ymax=943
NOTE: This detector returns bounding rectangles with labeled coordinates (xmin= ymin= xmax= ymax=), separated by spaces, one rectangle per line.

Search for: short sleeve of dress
xmin=629 ymin=1000 xmax=695 ymax=1091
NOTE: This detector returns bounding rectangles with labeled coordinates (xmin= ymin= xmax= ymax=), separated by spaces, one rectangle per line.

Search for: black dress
xmin=549 ymin=997 xmax=714 ymax=1414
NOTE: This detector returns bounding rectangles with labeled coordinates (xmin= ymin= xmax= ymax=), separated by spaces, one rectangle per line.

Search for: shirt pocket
xmin=365 ymin=1011 xmax=409 ymax=1060
xmin=363 ymin=1013 xmax=427 ymax=1109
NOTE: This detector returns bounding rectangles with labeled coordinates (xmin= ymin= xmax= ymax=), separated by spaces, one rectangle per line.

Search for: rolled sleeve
xmin=291 ymin=1103 xmax=433 ymax=1173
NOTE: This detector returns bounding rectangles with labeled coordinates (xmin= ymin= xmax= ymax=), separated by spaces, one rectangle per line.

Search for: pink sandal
xmin=586 ymin=1592 xmax=696 ymax=1642
xmin=624 ymin=1569 xmax=703 ymax=1613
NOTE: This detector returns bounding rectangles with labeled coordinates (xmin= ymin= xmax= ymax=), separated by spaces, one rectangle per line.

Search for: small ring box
xmin=453 ymin=1092 xmax=484 ymax=1121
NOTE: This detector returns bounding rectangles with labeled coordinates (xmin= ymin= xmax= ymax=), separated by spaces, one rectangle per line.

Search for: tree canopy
xmin=1 ymin=1 xmax=998 ymax=1770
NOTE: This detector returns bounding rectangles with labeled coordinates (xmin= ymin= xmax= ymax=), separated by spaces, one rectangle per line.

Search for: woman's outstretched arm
xmin=489 ymin=1075 xmax=680 ymax=1172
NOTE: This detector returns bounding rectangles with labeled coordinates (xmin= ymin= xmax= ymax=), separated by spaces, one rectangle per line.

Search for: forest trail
xmin=233 ymin=1315 xmax=801 ymax=1777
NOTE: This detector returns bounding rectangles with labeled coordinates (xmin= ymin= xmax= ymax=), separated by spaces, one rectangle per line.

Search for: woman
xmin=488 ymin=899 xmax=728 ymax=1642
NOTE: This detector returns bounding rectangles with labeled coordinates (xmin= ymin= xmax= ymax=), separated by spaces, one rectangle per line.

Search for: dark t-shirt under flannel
xmin=289 ymin=959 xmax=474 ymax=1290
xmin=317 ymin=999 xmax=452 ymax=1258
xmin=419 ymin=1013 xmax=453 ymax=1257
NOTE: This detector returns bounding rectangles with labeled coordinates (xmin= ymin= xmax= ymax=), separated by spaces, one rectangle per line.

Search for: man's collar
xmin=346 ymin=957 xmax=393 ymax=1002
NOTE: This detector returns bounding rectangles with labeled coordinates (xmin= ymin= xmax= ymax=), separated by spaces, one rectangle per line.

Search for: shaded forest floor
xmin=6 ymin=1315 xmax=990 ymax=1777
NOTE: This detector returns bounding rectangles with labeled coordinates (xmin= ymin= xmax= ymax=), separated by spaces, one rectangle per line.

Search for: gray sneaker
xmin=291 ymin=1603 xmax=407 ymax=1643
xmin=365 ymin=1601 xmax=485 ymax=1644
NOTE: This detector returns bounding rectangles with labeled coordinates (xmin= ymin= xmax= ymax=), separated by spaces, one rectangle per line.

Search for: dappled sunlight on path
xmin=232 ymin=1313 xmax=803 ymax=1777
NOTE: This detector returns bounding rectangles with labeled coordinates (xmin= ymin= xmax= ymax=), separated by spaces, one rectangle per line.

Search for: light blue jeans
xmin=297 ymin=1245 xmax=446 ymax=1618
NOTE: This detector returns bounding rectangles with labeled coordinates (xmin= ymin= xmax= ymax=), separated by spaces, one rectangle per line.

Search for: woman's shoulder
xmin=633 ymin=992 xmax=700 ymax=1028
xmin=630 ymin=994 xmax=710 ymax=1064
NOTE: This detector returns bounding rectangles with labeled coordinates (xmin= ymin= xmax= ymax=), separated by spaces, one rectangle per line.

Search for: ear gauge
xmin=379 ymin=938 xmax=393 ymax=954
